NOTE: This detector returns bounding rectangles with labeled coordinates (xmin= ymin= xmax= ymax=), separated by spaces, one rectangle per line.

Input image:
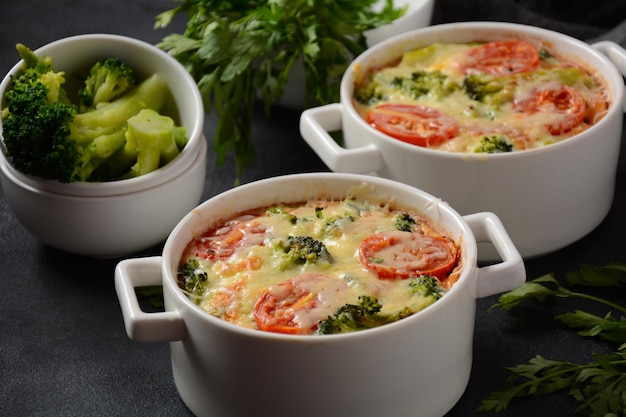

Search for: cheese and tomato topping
xmin=178 ymin=196 xmax=461 ymax=335
xmin=353 ymin=40 xmax=610 ymax=152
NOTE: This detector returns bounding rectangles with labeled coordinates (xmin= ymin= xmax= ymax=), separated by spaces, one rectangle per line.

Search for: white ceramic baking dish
xmin=300 ymin=22 xmax=626 ymax=259
xmin=115 ymin=173 xmax=525 ymax=417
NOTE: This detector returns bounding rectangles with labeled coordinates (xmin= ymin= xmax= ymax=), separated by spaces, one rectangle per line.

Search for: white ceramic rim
xmin=160 ymin=172 xmax=478 ymax=342
xmin=365 ymin=0 xmax=433 ymax=35
xmin=0 ymin=34 xmax=204 ymax=197
xmin=387 ymin=0 xmax=431 ymax=23
xmin=0 ymin=134 xmax=207 ymax=201
xmin=343 ymin=21 xmax=626 ymax=161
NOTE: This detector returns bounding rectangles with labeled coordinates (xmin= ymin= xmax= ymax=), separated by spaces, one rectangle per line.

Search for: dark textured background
xmin=434 ymin=0 xmax=626 ymax=46
xmin=1 ymin=1 xmax=626 ymax=416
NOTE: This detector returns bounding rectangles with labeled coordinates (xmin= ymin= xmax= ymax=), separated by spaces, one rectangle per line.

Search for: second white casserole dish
xmin=300 ymin=22 xmax=626 ymax=259
xmin=115 ymin=173 xmax=525 ymax=417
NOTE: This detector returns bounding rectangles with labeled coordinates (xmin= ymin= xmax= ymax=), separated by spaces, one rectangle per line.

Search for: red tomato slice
xmin=366 ymin=103 xmax=459 ymax=147
xmin=194 ymin=216 xmax=268 ymax=261
xmin=513 ymin=85 xmax=586 ymax=135
xmin=359 ymin=231 xmax=458 ymax=279
xmin=462 ymin=41 xmax=539 ymax=76
xmin=254 ymin=274 xmax=349 ymax=335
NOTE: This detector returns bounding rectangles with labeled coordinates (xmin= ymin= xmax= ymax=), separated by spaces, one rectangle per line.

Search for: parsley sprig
xmin=154 ymin=0 xmax=405 ymax=184
xmin=478 ymin=264 xmax=626 ymax=417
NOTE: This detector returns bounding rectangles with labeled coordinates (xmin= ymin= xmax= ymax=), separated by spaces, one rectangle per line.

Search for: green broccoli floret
xmin=1 ymin=44 xmax=181 ymax=183
xmin=177 ymin=258 xmax=209 ymax=298
xmin=266 ymin=206 xmax=298 ymax=224
xmin=73 ymin=127 xmax=129 ymax=182
xmin=395 ymin=212 xmax=417 ymax=232
xmin=324 ymin=213 xmax=356 ymax=234
xmin=531 ymin=67 xmax=596 ymax=89
xmin=316 ymin=205 xmax=363 ymax=234
xmin=354 ymin=80 xmax=385 ymax=105
xmin=273 ymin=235 xmax=333 ymax=270
xmin=2 ymin=44 xmax=79 ymax=182
xmin=78 ymin=57 xmax=137 ymax=112
xmin=408 ymin=275 xmax=446 ymax=300
xmin=77 ymin=74 xmax=172 ymax=180
xmin=392 ymin=70 xmax=459 ymax=100
xmin=69 ymin=73 xmax=171 ymax=180
xmin=124 ymin=108 xmax=187 ymax=178
xmin=317 ymin=278 xmax=447 ymax=334
xmin=462 ymin=74 xmax=512 ymax=105
xmin=68 ymin=73 xmax=168 ymax=145
xmin=316 ymin=295 xmax=403 ymax=335
xmin=538 ymin=49 xmax=554 ymax=60
xmin=473 ymin=135 xmax=514 ymax=154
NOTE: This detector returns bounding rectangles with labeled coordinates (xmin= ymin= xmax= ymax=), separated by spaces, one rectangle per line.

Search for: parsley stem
xmin=518 ymin=358 xmax=626 ymax=390
xmin=570 ymin=291 xmax=626 ymax=315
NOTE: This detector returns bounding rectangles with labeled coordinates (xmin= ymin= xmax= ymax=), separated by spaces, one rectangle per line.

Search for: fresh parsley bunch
xmin=154 ymin=0 xmax=405 ymax=183
xmin=479 ymin=264 xmax=626 ymax=417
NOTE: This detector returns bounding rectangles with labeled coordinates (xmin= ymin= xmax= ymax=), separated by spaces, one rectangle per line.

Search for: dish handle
xmin=463 ymin=212 xmax=526 ymax=298
xmin=115 ymin=256 xmax=188 ymax=343
xmin=592 ymin=41 xmax=626 ymax=113
xmin=299 ymin=103 xmax=384 ymax=173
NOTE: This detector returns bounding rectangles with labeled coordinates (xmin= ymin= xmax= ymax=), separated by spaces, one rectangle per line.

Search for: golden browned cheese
xmin=353 ymin=41 xmax=610 ymax=152
xmin=178 ymin=196 xmax=462 ymax=334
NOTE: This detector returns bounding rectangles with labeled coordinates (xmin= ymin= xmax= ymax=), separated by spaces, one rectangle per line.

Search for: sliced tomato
xmin=253 ymin=274 xmax=349 ymax=335
xmin=366 ymin=103 xmax=459 ymax=147
xmin=359 ymin=230 xmax=458 ymax=279
xmin=462 ymin=40 xmax=539 ymax=76
xmin=194 ymin=216 xmax=268 ymax=261
xmin=513 ymin=85 xmax=586 ymax=135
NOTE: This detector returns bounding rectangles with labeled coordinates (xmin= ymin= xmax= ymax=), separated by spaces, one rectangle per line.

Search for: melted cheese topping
xmin=353 ymin=41 xmax=610 ymax=152
xmin=178 ymin=198 xmax=462 ymax=333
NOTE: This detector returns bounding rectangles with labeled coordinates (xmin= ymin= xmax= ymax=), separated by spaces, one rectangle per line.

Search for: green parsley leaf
xmin=557 ymin=310 xmax=626 ymax=344
xmin=487 ymin=273 xmax=572 ymax=311
xmin=480 ymin=264 xmax=626 ymax=416
xmin=154 ymin=0 xmax=406 ymax=184
xmin=478 ymin=352 xmax=626 ymax=417
xmin=566 ymin=263 xmax=626 ymax=288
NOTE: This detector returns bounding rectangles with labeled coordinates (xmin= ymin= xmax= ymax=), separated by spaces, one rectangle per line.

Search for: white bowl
xmin=300 ymin=22 xmax=626 ymax=259
xmin=0 ymin=34 xmax=206 ymax=257
xmin=364 ymin=0 xmax=435 ymax=47
xmin=115 ymin=173 xmax=525 ymax=417
xmin=0 ymin=139 xmax=206 ymax=258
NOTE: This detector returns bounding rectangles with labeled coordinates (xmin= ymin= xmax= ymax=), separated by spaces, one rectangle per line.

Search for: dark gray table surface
xmin=1 ymin=1 xmax=626 ymax=416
